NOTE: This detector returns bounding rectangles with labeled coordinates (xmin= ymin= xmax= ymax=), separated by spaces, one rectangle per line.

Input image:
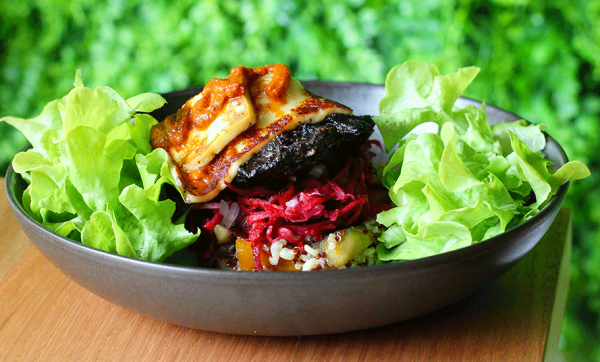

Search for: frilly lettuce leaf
xmin=376 ymin=60 xmax=480 ymax=153
xmin=374 ymin=61 xmax=590 ymax=262
xmin=1 ymin=99 xmax=65 ymax=150
xmin=2 ymin=73 xmax=197 ymax=262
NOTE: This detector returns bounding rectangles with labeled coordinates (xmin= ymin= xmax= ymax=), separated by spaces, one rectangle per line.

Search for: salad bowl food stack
xmin=5 ymin=81 xmax=569 ymax=336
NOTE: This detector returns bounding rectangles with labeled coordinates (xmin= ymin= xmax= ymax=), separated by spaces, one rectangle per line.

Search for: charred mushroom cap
xmin=233 ymin=113 xmax=375 ymax=186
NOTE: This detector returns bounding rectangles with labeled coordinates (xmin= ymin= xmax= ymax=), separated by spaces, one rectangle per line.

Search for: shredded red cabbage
xmin=192 ymin=147 xmax=391 ymax=271
xmin=234 ymin=157 xmax=391 ymax=269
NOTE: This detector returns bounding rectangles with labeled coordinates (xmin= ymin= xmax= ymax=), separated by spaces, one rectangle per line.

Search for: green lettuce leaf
xmin=1 ymin=98 xmax=65 ymax=150
xmin=374 ymin=61 xmax=590 ymax=261
xmin=3 ymin=73 xmax=198 ymax=262
xmin=376 ymin=60 xmax=480 ymax=152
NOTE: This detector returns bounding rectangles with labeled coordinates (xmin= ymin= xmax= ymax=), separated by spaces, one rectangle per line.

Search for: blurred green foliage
xmin=1 ymin=0 xmax=599 ymax=359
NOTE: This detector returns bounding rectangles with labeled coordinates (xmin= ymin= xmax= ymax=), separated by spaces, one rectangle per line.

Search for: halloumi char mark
xmin=150 ymin=64 xmax=352 ymax=203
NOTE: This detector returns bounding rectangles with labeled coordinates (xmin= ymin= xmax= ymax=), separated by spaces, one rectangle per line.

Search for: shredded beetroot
xmin=251 ymin=240 xmax=264 ymax=271
xmin=192 ymin=148 xmax=392 ymax=271
xmin=367 ymin=139 xmax=384 ymax=152
xmin=203 ymin=212 xmax=223 ymax=229
xmin=232 ymin=158 xmax=376 ymax=264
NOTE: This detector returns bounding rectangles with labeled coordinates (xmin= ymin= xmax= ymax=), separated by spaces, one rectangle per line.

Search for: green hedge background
xmin=1 ymin=0 xmax=598 ymax=359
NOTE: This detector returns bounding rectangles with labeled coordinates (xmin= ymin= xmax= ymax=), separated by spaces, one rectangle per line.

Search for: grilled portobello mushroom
xmin=233 ymin=113 xmax=375 ymax=186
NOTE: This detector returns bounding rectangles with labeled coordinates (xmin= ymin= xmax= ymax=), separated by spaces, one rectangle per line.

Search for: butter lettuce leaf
xmin=4 ymin=73 xmax=198 ymax=262
xmin=376 ymin=61 xmax=480 ymax=152
xmin=1 ymin=99 xmax=65 ymax=150
xmin=374 ymin=61 xmax=590 ymax=261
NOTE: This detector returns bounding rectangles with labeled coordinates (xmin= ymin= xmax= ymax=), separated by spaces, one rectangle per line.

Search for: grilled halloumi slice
xmin=170 ymin=91 xmax=255 ymax=173
xmin=151 ymin=64 xmax=352 ymax=204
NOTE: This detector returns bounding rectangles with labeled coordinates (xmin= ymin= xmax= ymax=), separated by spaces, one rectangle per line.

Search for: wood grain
xmin=0 ymin=178 xmax=31 ymax=280
xmin=291 ymin=210 xmax=571 ymax=362
xmin=0 ymin=181 xmax=571 ymax=362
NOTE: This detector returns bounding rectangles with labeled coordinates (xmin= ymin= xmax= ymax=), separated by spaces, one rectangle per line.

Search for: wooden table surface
xmin=0 ymin=177 xmax=572 ymax=361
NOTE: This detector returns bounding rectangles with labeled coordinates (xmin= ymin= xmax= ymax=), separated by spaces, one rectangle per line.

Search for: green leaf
xmin=379 ymin=61 xmax=479 ymax=115
xmin=5 ymin=72 xmax=197 ymax=262
xmin=374 ymin=61 xmax=589 ymax=264
xmin=81 ymin=211 xmax=137 ymax=258
xmin=377 ymin=220 xmax=472 ymax=261
xmin=492 ymin=120 xmax=547 ymax=156
xmin=1 ymin=98 xmax=65 ymax=150
xmin=12 ymin=150 xmax=53 ymax=173
xmin=439 ymin=123 xmax=480 ymax=192
xmin=63 ymin=86 xmax=134 ymax=136
xmin=130 ymin=114 xmax=158 ymax=154
xmin=118 ymin=184 xmax=198 ymax=262
xmin=82 ymin=211 xmax=119 ymax=254
xmin=135 ymin=148 xmax=172 ymax=190
xmin=509 ymin=132 xmax=554 ymax=209
xmin=126 ymin=93 xmax=166 ymax=113
xmin=552 ymin=161 xmax=591 ymax=186
xmin=64 ymin=126 xmax=134 ymax=211
xmin=375 ymin=61 xmax=480 ymax=152
xmin=377 ymin=181 xmax=429 ymax=231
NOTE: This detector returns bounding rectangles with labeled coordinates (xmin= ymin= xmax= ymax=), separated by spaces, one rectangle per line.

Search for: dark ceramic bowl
xmin=5 ymin=82 xmax=569 ymax=336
